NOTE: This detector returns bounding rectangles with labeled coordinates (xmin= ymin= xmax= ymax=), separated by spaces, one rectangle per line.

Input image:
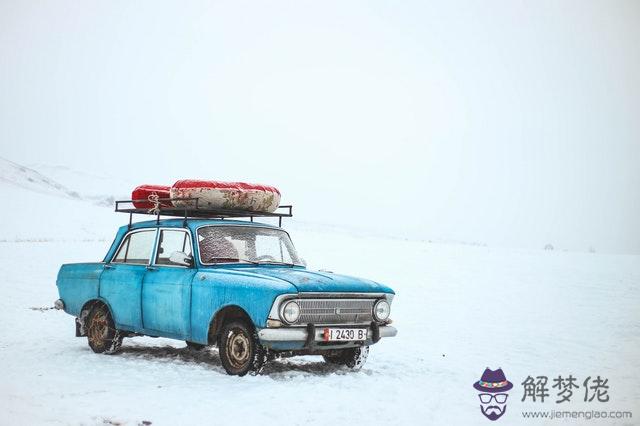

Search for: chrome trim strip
xmin=292 ymin=292 xmax=393 ymax=298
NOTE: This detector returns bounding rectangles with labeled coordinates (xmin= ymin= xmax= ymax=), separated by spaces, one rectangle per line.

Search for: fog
xmin=1 ymin=1 xmax=639 ymax=253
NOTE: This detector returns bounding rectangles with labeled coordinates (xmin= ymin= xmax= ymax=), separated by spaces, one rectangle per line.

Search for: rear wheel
xmin=86 ymin=304 xmax=122 ymax=354
xmin=322 ymin=346 xmax=369 ymax=370
xmin=218 ymin=320 xmax=266 ymax=376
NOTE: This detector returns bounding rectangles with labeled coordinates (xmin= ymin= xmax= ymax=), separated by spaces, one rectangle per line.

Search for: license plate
xmin=323 ymin=328 xmax=368 ymax=342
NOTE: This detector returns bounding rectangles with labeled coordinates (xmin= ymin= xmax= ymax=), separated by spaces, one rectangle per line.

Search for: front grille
xmin=297 ymin=299 xmax=375 ymax=325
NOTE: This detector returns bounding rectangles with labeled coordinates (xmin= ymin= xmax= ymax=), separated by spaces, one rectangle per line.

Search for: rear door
xmin=100 ymin=228 xmax=157 ymax=330
xmin=141 ymin=228 xmax=196 ymax=337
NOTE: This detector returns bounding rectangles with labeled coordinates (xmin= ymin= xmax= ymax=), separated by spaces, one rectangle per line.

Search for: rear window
xmin=112 ymin=230 xmax=156 ymax=264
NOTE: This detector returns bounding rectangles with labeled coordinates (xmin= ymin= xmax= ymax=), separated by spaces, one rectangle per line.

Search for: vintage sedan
xmin=55 ymin=217 xmax=397 ymax=376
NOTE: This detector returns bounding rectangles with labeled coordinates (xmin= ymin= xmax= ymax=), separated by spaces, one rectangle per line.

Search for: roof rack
xmin=115 ymin=197 xmax=293 ymax=228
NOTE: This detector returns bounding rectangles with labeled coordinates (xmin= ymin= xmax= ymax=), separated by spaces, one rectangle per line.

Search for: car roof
xmin=105 ymin=219 xmax=286 ymax=263
xmin=122 ymin=218 xmax=283 ymax=233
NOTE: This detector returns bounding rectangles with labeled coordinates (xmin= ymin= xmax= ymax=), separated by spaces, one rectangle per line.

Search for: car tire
xmin=322 ymin=346 xmax=369 ymax=370
xmin=86 ymin=304 xmax=123 ymax=354
xmin=218 ymin=320 xmax=266 ymax=376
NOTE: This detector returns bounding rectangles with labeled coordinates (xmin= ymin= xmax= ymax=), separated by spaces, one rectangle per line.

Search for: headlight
xmin=281 ymin=300 xmax=300 ymax=324
xmin=373 ymin=299 xmax=390 ymax=321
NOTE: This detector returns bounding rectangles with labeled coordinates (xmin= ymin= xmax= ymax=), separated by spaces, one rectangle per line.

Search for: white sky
xmin=1 ymin=0 xmax=639 ymax=253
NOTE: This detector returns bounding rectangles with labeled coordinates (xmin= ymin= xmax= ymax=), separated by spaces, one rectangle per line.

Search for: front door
xmin=142 ymin=228 xmax=195 ymax=337
xmin=100 ymin=228 xmax=158 ymax=330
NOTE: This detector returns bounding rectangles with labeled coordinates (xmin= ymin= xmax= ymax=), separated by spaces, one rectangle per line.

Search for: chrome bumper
xmin=258 ymin=325 xmax=397 ymax=343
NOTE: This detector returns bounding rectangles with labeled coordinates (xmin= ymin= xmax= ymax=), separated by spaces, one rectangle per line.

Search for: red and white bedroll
xmin=131 ymin=185 xmax=172 ymax=209
xmin=132 ymin=180 xmax=281 ymax=213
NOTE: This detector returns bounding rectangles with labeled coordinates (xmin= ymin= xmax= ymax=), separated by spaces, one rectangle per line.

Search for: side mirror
xmin=169 ymin=251 xmax=193 ymax=267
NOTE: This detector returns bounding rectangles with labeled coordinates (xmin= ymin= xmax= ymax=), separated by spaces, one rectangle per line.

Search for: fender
xmin=189 ymin=270 xmax=297 ymax=344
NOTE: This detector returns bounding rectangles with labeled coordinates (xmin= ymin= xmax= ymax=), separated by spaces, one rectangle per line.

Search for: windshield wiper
xmin=206 ymin=257 xmax=260 ymax=265
xmin=255 ymin=260 xmax=296 ymax=267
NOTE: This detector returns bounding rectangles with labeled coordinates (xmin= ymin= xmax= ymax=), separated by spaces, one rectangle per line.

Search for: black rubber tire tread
xmin=104 ymin=330 xmax=123 ymax=355
xmin=217 ymin=320 xmax=266 ymax=376
xmin=322 ymin=346 xmax=369 ymax=370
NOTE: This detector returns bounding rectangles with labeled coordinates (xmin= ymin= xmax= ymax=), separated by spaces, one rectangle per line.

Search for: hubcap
xmin=226 ymin=329 xmax=251 ymax=369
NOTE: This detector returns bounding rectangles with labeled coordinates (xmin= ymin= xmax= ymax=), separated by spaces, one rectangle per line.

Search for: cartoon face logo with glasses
xmin=473 ymin=368 xmax=513 ymax=421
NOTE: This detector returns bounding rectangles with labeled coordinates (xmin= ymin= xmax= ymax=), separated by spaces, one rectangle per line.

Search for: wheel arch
xmin=207 ymin=305 xmax=254 ymax=345
xmin=78 ymin=298 xmax=116 ymax=336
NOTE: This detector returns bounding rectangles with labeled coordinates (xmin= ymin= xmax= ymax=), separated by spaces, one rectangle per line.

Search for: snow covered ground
xmin=0 ymin=161 xmax=638 ymax=425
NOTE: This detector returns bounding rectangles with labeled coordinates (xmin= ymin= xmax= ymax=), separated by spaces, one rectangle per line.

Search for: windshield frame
xmin=194 ymin=224 xmax=303 ymax=267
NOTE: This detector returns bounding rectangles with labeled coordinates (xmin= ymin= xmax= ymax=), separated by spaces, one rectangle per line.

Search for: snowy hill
xmin=1 ymin=156 xmax=133 ymax=208
xmin=28 ymin=162 xmax=132 ymax=206
xmin=0 ymin=160 xmax=638 ymax=425
xmin=0 ymin=156 xmax=82 ymax=199
xmin=0 ymin=158 xmax=122 ymax=241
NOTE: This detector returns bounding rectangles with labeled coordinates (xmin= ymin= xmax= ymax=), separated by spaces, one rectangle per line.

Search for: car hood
xmin=237 ymin=267 xmax=395 ymax=294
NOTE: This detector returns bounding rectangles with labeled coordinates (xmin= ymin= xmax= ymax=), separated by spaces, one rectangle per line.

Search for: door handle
xmin=104 ymin=264 xmax=113 ymax=269
xmin=146 ymin=266 xmax=157 ymax=271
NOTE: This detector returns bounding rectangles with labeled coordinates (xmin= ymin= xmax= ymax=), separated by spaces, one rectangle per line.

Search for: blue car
xmin=55 ymin=206 xmax=397 ymax=376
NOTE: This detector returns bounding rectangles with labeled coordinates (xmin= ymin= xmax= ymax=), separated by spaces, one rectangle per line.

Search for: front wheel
xmin=322 ymin=346 xmax=369 ymax=370
xmin=217 ymin=320 xmax=266 ymax=376
xmin=86 ymin=304 xmax=123 ymax=354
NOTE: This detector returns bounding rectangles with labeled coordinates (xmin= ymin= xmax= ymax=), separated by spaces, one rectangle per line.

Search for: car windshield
xmin=197 ymin=225 xmax=302 ymax=266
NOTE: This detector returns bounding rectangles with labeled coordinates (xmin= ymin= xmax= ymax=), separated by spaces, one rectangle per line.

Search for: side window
xmin=112 ymin=230 xmax=156 ymax=265
xmin=156 ymin=230 xmax=192 ymax=266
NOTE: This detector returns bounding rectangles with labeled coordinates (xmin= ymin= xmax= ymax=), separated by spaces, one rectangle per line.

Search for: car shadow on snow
xmin=118 ymin=344 xmax=227 ymax=373
xmin=261 ymin=358 xmax=369 ymax=379
xmin=117 ymin=343 xmax=367 ymax=378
